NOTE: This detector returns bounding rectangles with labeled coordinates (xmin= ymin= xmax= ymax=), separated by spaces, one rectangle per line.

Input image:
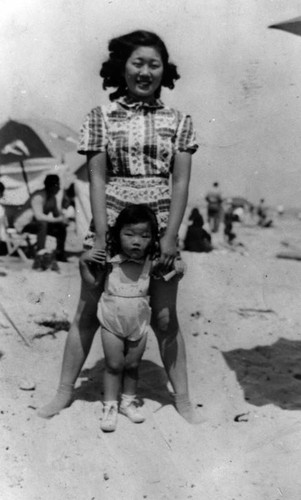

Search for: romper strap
xmin=140 ymin=255 xmax=152 ymax=279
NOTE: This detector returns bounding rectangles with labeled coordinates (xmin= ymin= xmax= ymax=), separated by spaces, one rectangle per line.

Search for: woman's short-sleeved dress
xmin=78 ymin=95 xmax=198 ymax=240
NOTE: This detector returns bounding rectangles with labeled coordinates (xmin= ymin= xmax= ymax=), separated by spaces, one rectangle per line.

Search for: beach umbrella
xmin=269 ymin=16 xmax=301 ymax=37
xmin=0 ymin=118 xmax=79 ymax=198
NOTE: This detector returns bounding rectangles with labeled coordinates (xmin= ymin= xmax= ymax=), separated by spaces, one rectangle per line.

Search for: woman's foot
xmin=174 ymin=393 xmax=205 ymax=424
xmin=119 ymin=394 xmax=145 ymax=423
xmin=100 ymin=401 xmax=118 ymax=432
xmin=37 ymin=384 xmax=73 ymax=419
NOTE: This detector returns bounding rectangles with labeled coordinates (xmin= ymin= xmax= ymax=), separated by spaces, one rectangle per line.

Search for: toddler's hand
xmin=152 ymin=256 xmax=186 ymax=281
xmin=174 ymin=258 xmax=186 ymax=275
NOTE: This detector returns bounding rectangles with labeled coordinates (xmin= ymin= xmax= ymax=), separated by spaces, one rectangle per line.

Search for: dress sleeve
xmin=174 ymin=113 xmax=198 ymax=155
xmin=77 ymin=106 xmax=108 ymax=154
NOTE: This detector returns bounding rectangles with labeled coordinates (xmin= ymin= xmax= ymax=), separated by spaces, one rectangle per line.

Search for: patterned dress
xmin=78 ymin=95 xmax=198 ymax=241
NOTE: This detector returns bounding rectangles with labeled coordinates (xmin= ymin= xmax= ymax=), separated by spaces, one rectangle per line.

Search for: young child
xmin=80 ymin=204 xmax=184 ymax=432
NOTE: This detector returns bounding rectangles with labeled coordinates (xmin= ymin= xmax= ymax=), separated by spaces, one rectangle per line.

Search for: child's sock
xmin=37 ymin=383 xmax=74 ymax=419
xmin=120 ymin=393 xmax=136 ymax=407
xmin=101 ymin=400 xmax=118 ymax=432
xmin=173 ymin=393 xmax=205 ymax=424
xmin=119 ymin=394 xmax=145 ymax=423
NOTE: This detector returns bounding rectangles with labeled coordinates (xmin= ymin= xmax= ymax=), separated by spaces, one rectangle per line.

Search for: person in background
xmin=0 ymin=181 xmax=5 ymax=199
xmin=223 ymin=199 xmax=236 ymax=244
xmin=21 ymin=174 xmax=69 ymax=262
xmin=205 ymin=182 xmax=223 ymax=233
xmin=257 ymin=198 xmax=273 ymax=228
xmin=62 ymin=184 xmax=76 ymax=222
xmin=184 ymin=207 xmax=212 ymax=252
xmin=0 ymin=182 xmax=8 ymax=252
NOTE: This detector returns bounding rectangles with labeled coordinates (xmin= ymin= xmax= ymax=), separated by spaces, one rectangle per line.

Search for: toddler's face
xmin=120 ymin=222 xmax=152 ymax=260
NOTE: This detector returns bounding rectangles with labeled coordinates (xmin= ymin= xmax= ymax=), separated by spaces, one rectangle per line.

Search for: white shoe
xmin=119 ymin=401 xmax=145 ymax=423
xmin=100 ymin=402 xmax=118 ymax=432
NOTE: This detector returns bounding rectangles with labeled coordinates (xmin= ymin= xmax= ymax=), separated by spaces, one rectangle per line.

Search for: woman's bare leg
xmin=150 ymin=277 xmax=188 ymax=392
xmin=38 ymin=280 xmax=102 ymax=418
xmin=149 ymin=277 xmax=201 ymax=423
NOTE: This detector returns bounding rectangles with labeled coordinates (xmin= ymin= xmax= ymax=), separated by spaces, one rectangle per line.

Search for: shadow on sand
xmin=73 ymin=359 xmax=173 ymax=408
xmin=222 ymin=337 xmax=301 ymax=410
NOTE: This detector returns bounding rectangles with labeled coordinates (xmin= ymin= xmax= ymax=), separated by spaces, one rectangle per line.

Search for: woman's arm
xmin=160 ymin=152 xmax=192 ymax=269
xmin=88 ymin=151 xmax=107 ymax=249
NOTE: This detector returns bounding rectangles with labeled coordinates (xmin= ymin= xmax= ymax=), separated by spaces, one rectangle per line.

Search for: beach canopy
xmin=0 ymin=117 xmax=91 ymax=240
xmin=0 ymin=118 xmax=79 ymax=164
xmin=269 ymin=15 xmax=301 ymax=37
xmin=0 ymin=118 xmax=83 ymax=205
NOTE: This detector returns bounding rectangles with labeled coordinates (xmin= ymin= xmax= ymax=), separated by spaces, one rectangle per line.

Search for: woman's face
xmin=124 ymin=46 xmax=164 ymax=100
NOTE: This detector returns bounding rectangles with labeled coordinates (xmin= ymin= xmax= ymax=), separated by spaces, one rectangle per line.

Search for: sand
xmin=1 ymin=214 xmax=301 ymax=500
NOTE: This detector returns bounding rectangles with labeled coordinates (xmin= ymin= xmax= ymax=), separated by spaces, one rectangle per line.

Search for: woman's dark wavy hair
xmin=100 ymin=30 xmax=180 ymax=100
xmin=107 ymin=204 xmax=159 ymax=258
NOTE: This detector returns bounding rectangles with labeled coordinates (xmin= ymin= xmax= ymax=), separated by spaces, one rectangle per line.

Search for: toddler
xmin=80 ymin=204 xmax=184 ymax=432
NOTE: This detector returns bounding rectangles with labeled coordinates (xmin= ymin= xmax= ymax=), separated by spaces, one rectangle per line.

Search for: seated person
xmin=15 ymin=174 xmax=69 ymax=261
xmin=184 ymin=208 xmax=213 ymax=253
xmin=257 ymin=199 xmax=273 ymax=228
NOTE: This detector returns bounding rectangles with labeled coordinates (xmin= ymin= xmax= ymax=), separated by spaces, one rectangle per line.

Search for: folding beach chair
xmin=5 ymin=228 xmax=35 ymax=262
xmin=0 ymin=202 xmax=37 ymax=262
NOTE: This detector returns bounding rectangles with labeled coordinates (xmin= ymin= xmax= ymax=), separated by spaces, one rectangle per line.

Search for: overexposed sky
xmin=1 ymin=0 xmax=301 ymax=207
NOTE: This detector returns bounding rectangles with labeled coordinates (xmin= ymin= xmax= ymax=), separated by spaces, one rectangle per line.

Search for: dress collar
xmin=109 ymin=253 xmax=145 ymax=265
xmin=116 ymin=95 xmax=164 ymax=110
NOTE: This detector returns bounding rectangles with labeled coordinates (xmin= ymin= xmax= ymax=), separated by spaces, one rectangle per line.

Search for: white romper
xmin=97 ymin=255 xmax=152 ymax=341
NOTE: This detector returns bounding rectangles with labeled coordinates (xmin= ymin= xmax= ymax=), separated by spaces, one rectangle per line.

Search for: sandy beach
xmin=1 ymin=213 xmax=301 ymax=500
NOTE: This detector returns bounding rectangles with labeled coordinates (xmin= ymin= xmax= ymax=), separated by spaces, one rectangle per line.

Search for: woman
xmin=39 ymin=30 xmax=200 ymax=423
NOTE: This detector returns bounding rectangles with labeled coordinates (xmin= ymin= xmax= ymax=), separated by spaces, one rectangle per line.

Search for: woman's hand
xmin=81 ymin=247 xmax=106 ymax=266
xmin=158 ymin=234 xmax=178 ymax=271
xmin=80 ymin=248 xmax=106 ymax=288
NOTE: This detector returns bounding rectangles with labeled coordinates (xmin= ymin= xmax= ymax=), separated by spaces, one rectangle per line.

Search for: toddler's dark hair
xmin=108 ymin=204 xmax=159 ymax=258
xmin=100 ymin=30 xmax=180 ymax=100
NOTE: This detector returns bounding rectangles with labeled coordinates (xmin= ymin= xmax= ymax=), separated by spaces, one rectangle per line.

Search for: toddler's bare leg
xmin=119 ymin=335 xmax=147 ymax=424
xmin=101 ymin=328 xmax=125 ymax=402
xmin=123 ymin=334 xmax=147 ymax=396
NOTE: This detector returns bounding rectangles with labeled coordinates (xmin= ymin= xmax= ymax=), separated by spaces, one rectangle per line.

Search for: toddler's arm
xmin=151 ymin=255 xmax=186 ymax=281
